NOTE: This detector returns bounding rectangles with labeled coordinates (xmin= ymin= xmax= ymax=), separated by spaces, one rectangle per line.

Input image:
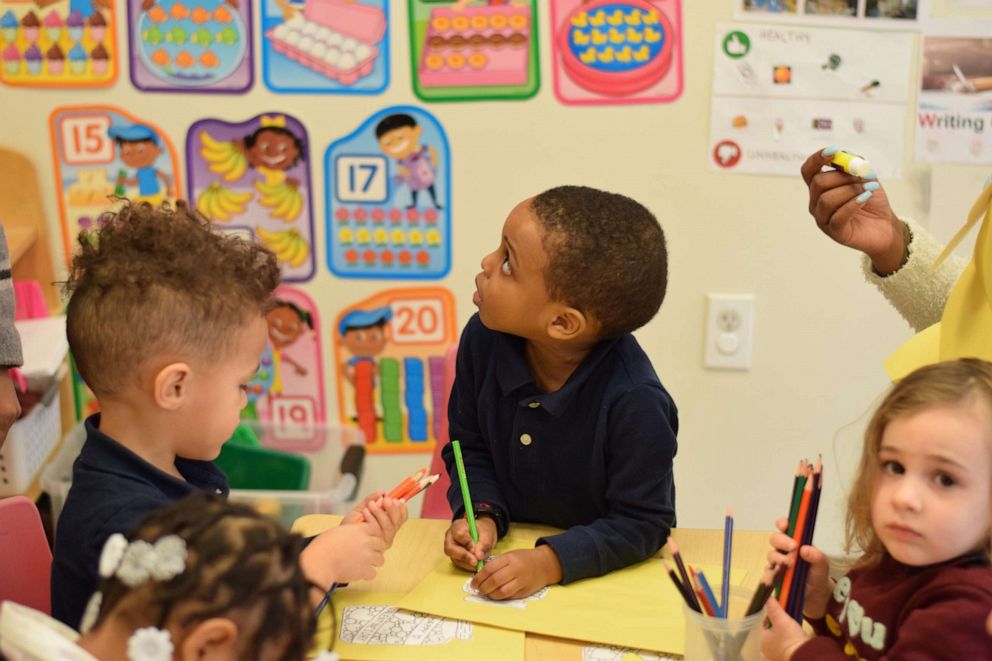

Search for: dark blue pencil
xmin=721 ymin=506 xmax=733 ymax=618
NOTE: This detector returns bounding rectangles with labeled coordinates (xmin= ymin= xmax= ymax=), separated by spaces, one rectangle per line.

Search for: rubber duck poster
xmin=260 ymin=0 xmax=388 ymax=94
xmin=407 ymin=0 xmax=539 ymax=102
xmin=550 ymin=0 xmax=682 ymax=106
xmin=50 ymin=105 xmax=180 ymax=259
xmin=242 ymin=285 xmax=327 ymax=450
xmin=325 ymin=106 xmax=451 ymax=280
xmin=332 ymin=288 xmax=457 ymax=453
xmin=126 ymin=0 xmax=253 ymax=93
xmin=185 ymin=113 xmax=316 ymax=282
xmin=1 ymin=0 xmax=116 ymax=87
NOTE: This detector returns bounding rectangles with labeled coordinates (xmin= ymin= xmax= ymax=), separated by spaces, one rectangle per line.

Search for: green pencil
xmin=451 ymin=440 xmax=483 ymax=571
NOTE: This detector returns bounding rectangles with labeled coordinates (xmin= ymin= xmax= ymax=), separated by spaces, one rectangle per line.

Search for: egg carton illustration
xmin=265 ymin=0 xmax=385 ymax=85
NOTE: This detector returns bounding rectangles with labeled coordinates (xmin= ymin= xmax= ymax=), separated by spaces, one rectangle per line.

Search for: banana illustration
xmin=195 ymin=182 xmax=252 ymax=221
xmin=256 ymin=227 xmax=310 ymax=268
xmin=254 ymin=180 xmax=304 ymax=222
xmin=200 ymin=131 xmax=248 ymax=182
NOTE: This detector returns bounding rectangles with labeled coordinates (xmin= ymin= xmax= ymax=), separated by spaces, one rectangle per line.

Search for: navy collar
xmin=81 ymin=414 xmax=229 ymax=497
xmin=493 ymin=332 xmax=622 ymax=417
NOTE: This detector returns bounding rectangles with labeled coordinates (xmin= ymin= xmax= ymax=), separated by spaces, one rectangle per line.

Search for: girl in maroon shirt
xmin=763 ymin=359 xmax=992 ymax=660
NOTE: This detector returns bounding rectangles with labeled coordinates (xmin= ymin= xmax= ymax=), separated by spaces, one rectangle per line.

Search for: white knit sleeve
xmin=861 ymin=217 xmax=967 ymax=333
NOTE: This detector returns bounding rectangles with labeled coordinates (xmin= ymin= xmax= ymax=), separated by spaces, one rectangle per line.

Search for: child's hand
xmin=471 ymin=546 xmax=562 ymax=601
xmin=444 ymin=516 xmax=497 ymax=571
xmin=767 ymin=517 xmax=832 ymax=620
xmin=761 ymin=597 xmax=812 ymax=661
xmin=801 ymin=148 xmax=905 ymax=275
xmin=301 ymin=523 xmax=385 ymax=587
xmin=358 ymin=497 xmax=408 ymax=549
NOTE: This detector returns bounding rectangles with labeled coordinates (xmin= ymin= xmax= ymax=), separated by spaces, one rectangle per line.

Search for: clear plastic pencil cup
xmin=682 ymin=585 xmax=764 ymax=660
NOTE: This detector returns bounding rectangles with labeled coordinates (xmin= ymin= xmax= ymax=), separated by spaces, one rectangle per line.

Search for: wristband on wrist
xmin=472 ymin=501 xmax=507 ymax=538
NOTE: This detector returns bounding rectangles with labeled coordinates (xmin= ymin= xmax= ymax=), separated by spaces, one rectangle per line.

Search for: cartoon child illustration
xmin=107 ymin=124 xmax=172 ymax=206
xmin=339 ymin=306 xmax=392 ymax=386
xmin=375 ymin=113 xmax=443 ymax=210
xmin=198 ymin=115 xmax=306 ymax=222
xmin=266 ymin=299 xmax=313 ymax=391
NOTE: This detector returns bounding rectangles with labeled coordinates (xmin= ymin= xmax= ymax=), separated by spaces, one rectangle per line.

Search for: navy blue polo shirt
xmin=443 ymin=314 xmax=678 ymax=584
xmin=51 ymin=415 xmax=229 ymax=628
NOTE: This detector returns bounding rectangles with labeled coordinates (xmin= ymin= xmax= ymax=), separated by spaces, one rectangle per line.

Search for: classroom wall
xmin=1 ymin=1 xmax=986 ymax=555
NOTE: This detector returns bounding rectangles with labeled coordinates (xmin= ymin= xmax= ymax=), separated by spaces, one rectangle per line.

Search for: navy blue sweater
xmin=51 ymin=415 xmax=229 ymax=628
xmin=443 ymin=314 xmax=678 ymax=584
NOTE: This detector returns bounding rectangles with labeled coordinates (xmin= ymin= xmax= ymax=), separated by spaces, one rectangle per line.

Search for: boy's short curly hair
xmin=64 ymin=200 xmax=280 ymax=398
xmin=531 ymin=186 xmax=668 ymax=338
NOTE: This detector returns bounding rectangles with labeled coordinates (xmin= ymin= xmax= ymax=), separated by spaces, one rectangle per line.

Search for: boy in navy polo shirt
xmin=53 ymin=200 xmax=405 ymax=628
xmin=442 ymin=185 xmax=677 ymax=600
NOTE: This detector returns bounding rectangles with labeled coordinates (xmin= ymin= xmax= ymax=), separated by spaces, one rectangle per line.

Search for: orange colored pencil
xmin=778 ymin=465 xmax=814 ymax=607
xmin=387 ymin=468 xmax=427 ymax=499
xmin=398 ymin=473 xmax=440 ymax=502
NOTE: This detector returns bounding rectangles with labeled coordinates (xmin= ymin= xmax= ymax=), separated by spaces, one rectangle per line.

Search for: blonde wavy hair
xmin=846 ymin=358 xmax=992 ymax=568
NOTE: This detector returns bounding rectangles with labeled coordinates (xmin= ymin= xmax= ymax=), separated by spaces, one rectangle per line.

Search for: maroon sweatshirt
xmin=793 ymin=552 xmax=992 ymax=660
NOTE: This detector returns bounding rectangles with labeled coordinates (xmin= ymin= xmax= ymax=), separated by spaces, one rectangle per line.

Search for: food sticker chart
xmin=243 ymin=285 xmax=328 ymax=451
xmin=407 ymin=0 xmax=539 ymax=102
xmin=261 ymin=0 xmax=388 ymax=94
xmin=186 ymin=113 xmax=316 ymax=282
xmin=1 ymin=0 xmax=117 ymax=87
xmin=127 ymin=0 xmax=253 ymax=93
xmin=50 ymin=105 xmax=181 ymax=259
xmin=325 ymin=106 xmax=451 ymax=280
xmin=332 ymin=288 xmax=457 ymax=453
xmin=550 ymin=0 xmax=683 ymax=106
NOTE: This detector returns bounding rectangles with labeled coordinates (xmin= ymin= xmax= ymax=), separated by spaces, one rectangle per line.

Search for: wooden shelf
xmin=6 ymin=226 xmax=38 ymax=266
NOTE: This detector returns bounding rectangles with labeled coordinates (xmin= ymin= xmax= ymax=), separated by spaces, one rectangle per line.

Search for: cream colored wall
xmin=0 ymin=2 xmax=985 ymax=554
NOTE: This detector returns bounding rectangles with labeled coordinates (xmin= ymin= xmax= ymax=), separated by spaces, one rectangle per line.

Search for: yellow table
xmin=295 ymin=516 xmax=772 ymax=660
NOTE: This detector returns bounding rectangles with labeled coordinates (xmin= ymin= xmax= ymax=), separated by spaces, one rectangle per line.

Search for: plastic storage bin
xmin=42 ymin=420 xmax=366 ymax=531
xmin=0 ymin=386 xmax=61 ymax=497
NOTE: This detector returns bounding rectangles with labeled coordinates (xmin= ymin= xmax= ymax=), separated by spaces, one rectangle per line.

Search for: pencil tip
xmin=667 ymin=537 xmax=679 ymax=553
xmin=727 ymin=506 xmax=734 ymax=518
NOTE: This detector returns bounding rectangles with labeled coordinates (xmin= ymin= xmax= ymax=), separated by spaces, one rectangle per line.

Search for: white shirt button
xmin=528 ymin=401 xmax=540 ymax=408
xmin=519 ymin=433 xmax=533 ymax=446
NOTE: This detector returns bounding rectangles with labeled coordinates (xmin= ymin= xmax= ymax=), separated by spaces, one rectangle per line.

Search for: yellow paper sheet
xmin=311 ymin=591 xmax=524 ymax=661
xmin=395 ymin=533 xmax=745 ymax=656
xmin=886 ymin=183 xmax=992 ymax=381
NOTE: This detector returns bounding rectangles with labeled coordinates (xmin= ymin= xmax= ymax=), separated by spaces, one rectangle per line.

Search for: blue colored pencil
xmin=722 ymin=506 xmax=733 ymax=618
xmin=696 ymin=568 xmax=722 ymax=619
xmin=314 ymin=582 xmax=339 ymax=619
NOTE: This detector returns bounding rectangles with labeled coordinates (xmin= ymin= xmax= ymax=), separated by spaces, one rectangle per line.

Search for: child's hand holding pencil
xmin=761 ymin=597 xmax=812 ymax=661
xmin=444 ymin=516 xmax=497 ymax=572
xmin=470 ymin=546 xmax=563 ymax=601
xmin=342 ymin=493 xmax=409 ymax=548
xmin=767 ymin=517 xmax=832 ymax=621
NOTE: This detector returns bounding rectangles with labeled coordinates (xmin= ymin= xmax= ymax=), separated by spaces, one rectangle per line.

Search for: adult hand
xmin=801 ymin=147 xmax=907 ymax=275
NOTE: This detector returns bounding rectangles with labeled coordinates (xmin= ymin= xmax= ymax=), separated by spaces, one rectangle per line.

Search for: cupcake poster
xmin=550 ymin=0 xmax=683 ymax=106
xmin=127 ymin=0 xmax=253 ymax=93
xmin=407 ymin=0 xmax=540 ymax=102
xmin=324 ymin=106 xmax=451 ymax=280
xmin=260 ymin=0 xmax=388 ymax=95
xmin=332 ymin=287 xmax=457 ymax=453
xmin=185 ymin=113 xmax=316 ymax=282
xmin=1 ymin=0 xmax=116 ymax=86
xmin=50 ymin=105 xmax=181 ymax=260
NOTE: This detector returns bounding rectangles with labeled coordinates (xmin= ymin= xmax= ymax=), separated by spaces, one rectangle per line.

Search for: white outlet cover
xmin=704 ymin=294 xmax=754 ymax=370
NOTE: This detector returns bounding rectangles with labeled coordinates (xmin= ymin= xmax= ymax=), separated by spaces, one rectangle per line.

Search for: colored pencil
xmin=354 ymin=470 xmax=436 ymax=523
xmin=690 ymin=567 xmax=718 ymax=617
xmin=663 ymin=558 xmax=700 ymax=613
xmin=721 ymin=506 xmax=733 ymax=618
xmin=314 ymin=581 xmax=339 ymax=619
xmin=695 ymin=568 xmax=722 ymax=618
xmin=778 ymin=465 xmax=814 ymax=607
xmin=451 ymin=440 xmax=483 ymax=571
xmin=776 ymin=461 xmax=807 ymax=599
xmin=388 ymin=468 xmax=427 ymax=499
xmin=667 ymin=537 xmax=701 ymax=612
xmin=745 ymin=561 xmax=787 ymax=616
xmin=789 ymin=461 xmax=823 ymax=621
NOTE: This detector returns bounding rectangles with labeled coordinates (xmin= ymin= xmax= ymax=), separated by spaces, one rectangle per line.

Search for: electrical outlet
xmin=704 ymin=294 xmax=754 ymax=370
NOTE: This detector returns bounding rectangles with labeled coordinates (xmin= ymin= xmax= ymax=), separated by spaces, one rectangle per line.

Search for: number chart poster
xmin=332 ymin=288 xmax=457 ymax=453
xmin=50 ymin=105 xmax=181 ymax=260
xmin=1 ymin=0 xmax=117 ymax=87
xmin=325 ymin=106 xmax=451 ymax=279
xmin=126 ymin=0 xmax=253 ymax=93
xmin=550 ymin=0 xmax=683 ymax=106
xmin=407 ymin=0 xmax=539 ymax=102
xmin=186 ymin=113 xmax=316 ymax=282
xmin=244 ymin=285 xmax=327 ymax=451
xmin=260 ymin=0 xmax=388 ymax=95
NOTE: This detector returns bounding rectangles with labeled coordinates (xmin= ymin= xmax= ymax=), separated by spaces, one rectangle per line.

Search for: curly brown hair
xmin=530 ymin=186 xmax=668 ymax=339
xmin=64 ymin=200 xmax=280 ymax=397
xmin=847 ymin=358 xmax=992 ymax=568
xmin=88 ymin=493 xmax=319 ymax=660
